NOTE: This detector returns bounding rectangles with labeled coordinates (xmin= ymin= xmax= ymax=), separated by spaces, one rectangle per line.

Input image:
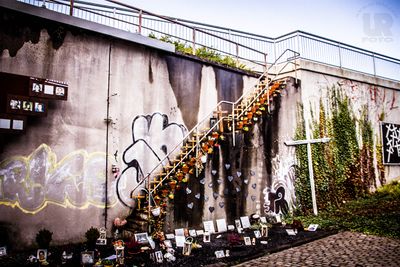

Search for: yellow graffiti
xmin=0 ymin=144 xmax=117 ymax=214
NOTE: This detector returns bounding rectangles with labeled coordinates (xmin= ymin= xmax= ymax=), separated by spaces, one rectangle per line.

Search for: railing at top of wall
xmin=18 ymin=0 xmax=268 ymax=70
xmin=18 ymin=0 xmax=400 ymax=81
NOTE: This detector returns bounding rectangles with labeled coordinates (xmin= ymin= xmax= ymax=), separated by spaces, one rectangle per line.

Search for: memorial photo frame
xmin=196 ymin=230 xmax=204 ymax=236
xmin=155 ymin=251 xmax=163 ymax=263
xmin=29 ymin=77 xmax=68 ymax=100
xmin=96 ymin=227 xmax=107 ymax=245
xmin=215 ymin=250 xmax=225 ymax=258
xmin=203 ymin=232 xmax=211 ymax=243
xmin=22 ymin=101 xmax=33 ymax=111
xmin=175 ymin=228 xmax=185 ymax=236
xmin=240 ymin=216 xmax=251 ymax=229
xmin=134 ymin=232 xmax=149 ymax=244
xmin=37 ymin=249 xmax=47 ymax=262
xmin=216 ymin=218 xmax=227 ymax=233
xmin=9 ymin=99 xmax=21 ymax=110
xmin=235 ymin=219 xmax=242 ymax=229
xmin=163 ymin=240 xmax=172 ymax=248
xmin=32 ymin=81 xmax=43 ymax=93
xmin=7 ymin=95 xmax=47 ymax=116
xmin=0 ymin=114 xmax=26 ymax=133
xmin=203 ymin=220 xmax=216 ymax=233
xmin=165 ymin=233 xmax=175 ymax=239
xmin=261 ymin=225 xmax=268 ymax=237
xmin=244 ymin=236 xmax=251 ymax=246
xmin=81 ymin=251 xmax=94 ymax=265
xmin=0 ymin=247 xmax=6 ymax=257
xmin=175 ymin=235 xmax=185 ymax=247
xmin=189 ymin=229 xmax=197 ymax=237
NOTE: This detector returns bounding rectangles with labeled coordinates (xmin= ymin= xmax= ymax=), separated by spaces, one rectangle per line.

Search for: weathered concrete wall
xmin=0 ymin=5 xmax=262 ymax=246
xmin=0 ymin=3 xmax=399 ymax=248
xmin=298 ymin=65 xmax=400 ymax=185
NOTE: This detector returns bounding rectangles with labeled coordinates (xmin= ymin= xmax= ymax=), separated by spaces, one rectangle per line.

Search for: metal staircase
xmin=121 ymin=49 xmax=299 ymax=237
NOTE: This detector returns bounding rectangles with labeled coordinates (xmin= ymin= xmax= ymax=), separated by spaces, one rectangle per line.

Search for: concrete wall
xmin=0 ymin=5 xmax=263 ymax=246
xmin=0 ymin=3 xmax=399 ymax=248
xmin=298 ymin=62 xmax=400 ymax=184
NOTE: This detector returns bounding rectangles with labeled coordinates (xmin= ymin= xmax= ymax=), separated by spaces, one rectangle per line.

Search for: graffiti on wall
xmin=263 ymin=155 xmax=296 ymax=215
xmin=116 ymin=113 xmax=187 ymax=207
xmin=381 ymin=122 xmax=400 ymax=164
xmin=0 ymin=144 xmax=113 ymax=214
xmin=337 ymin=79 xmax=398 ymax=121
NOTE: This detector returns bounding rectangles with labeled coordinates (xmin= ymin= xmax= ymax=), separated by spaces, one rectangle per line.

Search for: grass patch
xmin=290 ymin=181 xmax=400 ymax=239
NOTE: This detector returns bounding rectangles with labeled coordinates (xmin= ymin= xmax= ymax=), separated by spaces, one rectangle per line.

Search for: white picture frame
xmin=235 ymin=219 xmax=242 ymax=229
xmin=175 ymin=235 xmax=185 ymax=247
xmin=203 ymin=232 xmax=211 ymax=243
xmin=215 ymin=250 xmax=225 ymax=258
xmin=175 ymin=228 xmax=185 ymax=236
xmin=244 ymin=236 xmax=251 ymax=246
xmin=286 ymin=229 xmax=297 ymax=236
xmin=261 ymin=225 xmax=268 ymax=237
xmin=163 ymin=240 xmax=172 ymax=248
xmin=44 ymin=84 xmax=54 ymax=95
xmin=254 ymin=230 xmax=261 ymax=238
xmin=134 ymin=232 xmax=149 ymax=244
xmin=203 ymin=220 xmax=216 ymax=233
xmin=196 ymin=230 xmax=204 ymax=236
xmin=240 ymin=216 xmax=251 ymax=229
xmin=307 ymin=224 xmax=319 ymax=231
xmin=216 ymin=218 xmax=227 ymax=233
xmin=155 ymin=251 xmax=163 ymax=263
xmin=189 ymin=229 xmax=197 ymax=237
xmin=165 ymin=233 xmax=175 ymax=239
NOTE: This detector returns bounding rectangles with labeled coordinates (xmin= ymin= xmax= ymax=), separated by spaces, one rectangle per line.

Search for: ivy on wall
xmin=294 ymin=86 xmax=383 ymax=215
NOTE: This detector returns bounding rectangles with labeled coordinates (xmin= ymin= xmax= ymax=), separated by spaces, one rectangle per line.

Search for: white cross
xmin=284 ymin=137 xmax=331 ymax=215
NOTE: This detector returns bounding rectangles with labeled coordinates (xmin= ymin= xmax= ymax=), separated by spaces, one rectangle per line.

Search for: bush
xmin=35 ymin=228 xmax=53 ymax=248
xmin=85 ymin=227 xmax=100 ymax=246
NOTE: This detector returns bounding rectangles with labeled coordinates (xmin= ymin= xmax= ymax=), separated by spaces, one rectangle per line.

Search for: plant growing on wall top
xmin=149 ymin=33 xmax=251 ymax=72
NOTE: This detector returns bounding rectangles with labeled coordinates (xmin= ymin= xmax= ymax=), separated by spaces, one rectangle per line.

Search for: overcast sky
xmin=96 ymin=0 xmax=400 ymax=59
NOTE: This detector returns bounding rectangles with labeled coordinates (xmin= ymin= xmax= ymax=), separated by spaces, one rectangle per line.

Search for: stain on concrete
xmin=0 ymin=7 xmax=79 ymax=56
xmin=165 ymin=55 xmax=202 ymax=130
xmin=262 ymin=95 xmax=282 ymax=187
xmin=214 ymin=67 xmax=244 ymax=103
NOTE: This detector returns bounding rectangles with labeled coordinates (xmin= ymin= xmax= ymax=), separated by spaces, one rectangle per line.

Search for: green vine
xmin=294 ymin=86 xmax=382 ymax=215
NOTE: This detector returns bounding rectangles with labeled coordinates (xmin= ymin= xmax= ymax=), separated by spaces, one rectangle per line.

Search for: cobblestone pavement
xmin=234 ymin=231 xmax=400 ymax=267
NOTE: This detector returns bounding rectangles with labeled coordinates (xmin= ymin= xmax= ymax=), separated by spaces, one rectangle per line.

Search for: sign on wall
xmin=381 ymin=122 xmax=400 ymax=165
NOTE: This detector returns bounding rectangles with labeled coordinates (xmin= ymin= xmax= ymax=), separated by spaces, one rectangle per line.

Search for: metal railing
xmin=115 ymin=49 xmax=299 ymax=209
xmin=17 ymin=0 xmax=400 ymax=80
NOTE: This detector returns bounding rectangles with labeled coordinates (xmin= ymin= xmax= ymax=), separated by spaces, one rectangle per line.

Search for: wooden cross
xmin=213 ymin=106 xmax=228 ymax=132
xmin=284 ymin=137 xmax=331 ymax=215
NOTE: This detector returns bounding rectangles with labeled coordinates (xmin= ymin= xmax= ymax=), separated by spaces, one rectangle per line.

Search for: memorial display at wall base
xmin=0 ymin=217 xmax=335 ymax=267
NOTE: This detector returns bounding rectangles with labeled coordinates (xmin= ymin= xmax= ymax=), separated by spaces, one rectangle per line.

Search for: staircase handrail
xmin=128 ymin=49 xmax=299 ymax=198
